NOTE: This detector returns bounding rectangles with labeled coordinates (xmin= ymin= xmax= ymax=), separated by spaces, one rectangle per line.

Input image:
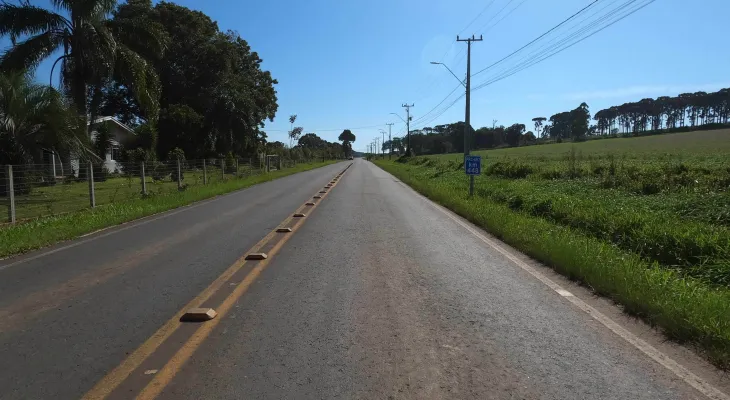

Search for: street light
xmin=430 ymin=62 xmax=466 ymax=88
xmin=389 ymin=112 xmax=406 ymax=124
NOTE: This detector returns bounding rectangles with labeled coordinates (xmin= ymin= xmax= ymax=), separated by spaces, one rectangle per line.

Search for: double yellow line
xmin=83 ymin=164 xmax=352 ymax=400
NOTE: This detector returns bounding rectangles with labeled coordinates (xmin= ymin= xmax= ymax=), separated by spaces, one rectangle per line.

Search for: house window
xmin=110 ymin=145 xmax=121 ymax=161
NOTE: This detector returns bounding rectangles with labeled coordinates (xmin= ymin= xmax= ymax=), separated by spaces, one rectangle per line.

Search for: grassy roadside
xmin=0 ymin=161 xmax=338 ymax=258
xmin=374 ymin=158 xmax=730 ymax=370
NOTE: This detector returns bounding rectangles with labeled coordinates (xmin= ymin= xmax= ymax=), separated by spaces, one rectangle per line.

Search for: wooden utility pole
xmin=402 ymin=103 xmax=414 ymax=155
xmin=386 ymin=123 xmax=394 ymax=159
xmin=457 ymin=34 xmax=482 ymax=196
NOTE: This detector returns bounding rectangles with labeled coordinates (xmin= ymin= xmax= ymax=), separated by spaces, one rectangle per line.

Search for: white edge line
xmin=0 ymin=164 xmax=343 ymax=272
xmin=385 ymin=168 xmax=729 ymax=400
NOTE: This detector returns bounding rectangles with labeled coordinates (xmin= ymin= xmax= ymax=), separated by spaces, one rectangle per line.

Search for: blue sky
xmin=17 ymin=0 xmax=730 ymax=152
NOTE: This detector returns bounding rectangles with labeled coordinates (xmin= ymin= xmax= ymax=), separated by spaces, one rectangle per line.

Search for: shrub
xmin=225 ymin=152 xmax=236 ymax=171
xmin=167 ymin=148 xmax=186 ymax=182
xmin=486 ymin=161 xmax=533 ymax=179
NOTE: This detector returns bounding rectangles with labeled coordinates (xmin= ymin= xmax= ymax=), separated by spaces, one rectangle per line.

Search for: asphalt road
xmin=1 ymin=159 xmax=728 ymax=400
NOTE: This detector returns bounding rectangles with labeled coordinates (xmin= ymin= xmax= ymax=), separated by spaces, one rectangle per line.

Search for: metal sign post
xmin=465 ymin=155 xmax=481 ymax=196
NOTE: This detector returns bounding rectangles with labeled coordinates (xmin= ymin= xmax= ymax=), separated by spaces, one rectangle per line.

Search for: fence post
xmin=203 ymin=159 xmax=207 ymax=185
xmin=140 ymin=161 xmax=147 ymax=195
xmin=6 ymin=165 xmax=15 ymax=224
xmin=221 ymin=159 xmax=225 ymax=180
xmin=235 ymin=158 xmax=239 ymax=178
xmin=176 ymin=158 xmax=182 ymax=190
xmin=88 ymin=161 xmax=96 ymax=208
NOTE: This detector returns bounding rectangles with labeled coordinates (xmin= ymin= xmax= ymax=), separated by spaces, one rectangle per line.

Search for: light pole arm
xmin=430 ymin=62 xmax=466 ymax=88
xmin=389 ymin=113 xmax=407 ymax=124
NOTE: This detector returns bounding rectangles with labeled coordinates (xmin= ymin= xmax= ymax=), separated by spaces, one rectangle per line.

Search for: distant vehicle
xmin=348 ymin=156 xmax=354 ymax=160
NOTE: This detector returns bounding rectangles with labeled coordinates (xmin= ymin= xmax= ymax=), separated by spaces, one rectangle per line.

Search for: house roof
xmin=88 ymin=116 xmax=135 ymax=134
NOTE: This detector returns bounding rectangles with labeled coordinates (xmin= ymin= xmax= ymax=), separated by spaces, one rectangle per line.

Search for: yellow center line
xmin=81 ymin=164 xmax=351 ymax=400
xmin=137 ymin=166 xmax=350 ymax=399
xmin=137 ymin=214 xmax=305 ymax=400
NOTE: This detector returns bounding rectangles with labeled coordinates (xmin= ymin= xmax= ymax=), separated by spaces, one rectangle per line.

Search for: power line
xmin=473 ymin=0 xmax=642 ymax=86
xmin=472 ymin=0 xmax=655 ymax=92
xmin=473 ymin=0 xmax=599 ymax=77
xmin=413 ymin=0 xmax=532 ymax=120
xmin=509 ymin=0 xmax=630 ymax=65
xmin=411 ymin=83 xmax=462 ymax=125
xmin=475 ymin=0 xmax=517 ymax=32
xmin=477 ymin=0 xmax=652 ymax=86
xmin=413 ymin=0 xmax=514 ymax=103
xmin=412 ymin=93 xmax=465 ymax=130
xmin=412 ymin=0 xmax=654 ymax=130
xmin=459 ymin=0 xmax=499 ymax=35
xmin=482 ymin=0 xmax=531 ymax=34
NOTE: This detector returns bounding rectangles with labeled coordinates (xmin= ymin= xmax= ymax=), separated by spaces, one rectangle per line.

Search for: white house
xmin=67 ymin=116 xmax=136 ymax=175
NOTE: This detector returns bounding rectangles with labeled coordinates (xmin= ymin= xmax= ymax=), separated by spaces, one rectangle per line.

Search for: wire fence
xmin=0 ymin=155 xmax=305 ymax=224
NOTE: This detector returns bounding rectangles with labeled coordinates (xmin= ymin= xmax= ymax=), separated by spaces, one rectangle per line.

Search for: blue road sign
xmin=465 ymin=155 xmax=481 ymax=175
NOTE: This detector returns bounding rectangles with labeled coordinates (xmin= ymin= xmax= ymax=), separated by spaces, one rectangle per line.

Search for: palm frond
xmin=115 ymin=44 xmax=160 ymax=120
xmin=49 ymin=0 xmax=74 ymax=14
xmin=0 ymin=30 xmax=63 ymax=72
xmin=107 ymin=15 xmax=168 ymax=59
xmin=0 ymin=70 xmax=90 ymax=164
xmin=0 ymin=3 xmax=70 ymax=42
xmin=74 ymin=0 xmax=118 ymax=21
xmin=78 ymin=19 xmax=116 ymax=78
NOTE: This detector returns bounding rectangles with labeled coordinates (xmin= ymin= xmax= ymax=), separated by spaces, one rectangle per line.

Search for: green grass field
xmin=374 ymin=128 xmax=730 ymax=369
xmin=444 ymin=129 xmax=730 ymax=160
xmin=0 ymin=163 xmax=260 ymax=222
xmin=0 ymin=160 xmax=337 ymax=258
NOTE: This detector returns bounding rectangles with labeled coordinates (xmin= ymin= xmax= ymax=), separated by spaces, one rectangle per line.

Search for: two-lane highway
xmin=1 ymin=159 xmax=728 ymax=399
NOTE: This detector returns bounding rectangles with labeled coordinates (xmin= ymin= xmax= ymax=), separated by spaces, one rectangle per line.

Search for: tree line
xmin=384 ymin=88 xmax=729 ymax=156
xmin=594 ymin=89 xmax=730 ymax=135
xmin=0 ymin=0 xmax=289 ymax=171
xmin=264 ymin=129 xmax=356 ymax=161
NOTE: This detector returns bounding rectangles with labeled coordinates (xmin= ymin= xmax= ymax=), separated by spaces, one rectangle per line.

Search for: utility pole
xmin=380 ymin=130 xmax=385 ymax=158
xmin=386 ymin=123 xmax=394 ymax=159
xmin=402 ymin=103 xmax=414 ymax=155
xmin=457 ymin=34 xmax=482 ymax=196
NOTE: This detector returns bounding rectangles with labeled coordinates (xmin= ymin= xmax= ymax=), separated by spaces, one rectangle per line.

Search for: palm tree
xmin=0 ymin=70 xmax=87 ymax=164
xmin=0 ymin=70 xmax=89 ymax=193
xmin=0 ymin=0 xmax=165 ymax=123
xmin=288 ymin=114 xmax=297 ymax=147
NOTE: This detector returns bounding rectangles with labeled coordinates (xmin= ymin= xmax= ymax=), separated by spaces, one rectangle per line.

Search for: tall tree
xmin=289 ymin=127 xmax=303 ymax=148
xmin=0 ymin=0 xmax=166 ymax=124
xmin=549 ymin=111 xmax=571 ymax=141
xmin=288 ymin=114 xmax=297 ymax=147
xmin=532 ymin=117 xmax=546 ymax=138
xmin=100 ymin=1 xmax=278 ymax=158
xmin=505 ymin=123 xmax=525 ymax=147
xmin=298 ymin=132 xmax=325 ymax=149
xmin=338 ymin=129 xmax=356 ymax=157
xmin=570 ymin=102 xmax=590 ymax=140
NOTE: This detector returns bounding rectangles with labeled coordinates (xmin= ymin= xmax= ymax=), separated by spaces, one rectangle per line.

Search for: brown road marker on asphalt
xmin=81 ymin=162 xmax=353 ymax=400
